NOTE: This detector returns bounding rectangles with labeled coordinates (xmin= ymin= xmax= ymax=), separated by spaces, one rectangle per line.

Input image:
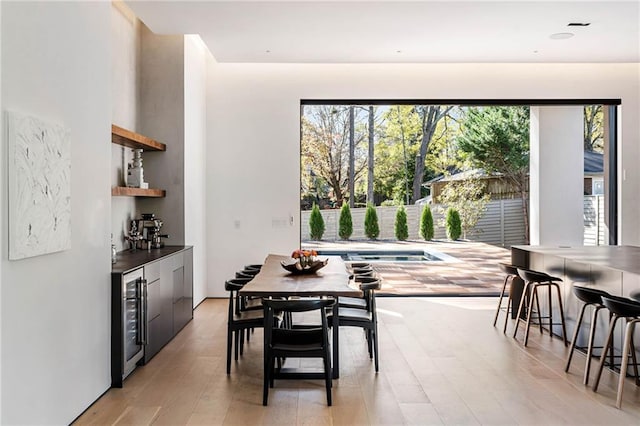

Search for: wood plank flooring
xmin=74 ymin=297 xmax=640 ymax=425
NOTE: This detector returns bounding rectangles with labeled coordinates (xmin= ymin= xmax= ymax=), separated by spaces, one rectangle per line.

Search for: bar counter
xmin=511 ymin=245 xmax=640 ymax=357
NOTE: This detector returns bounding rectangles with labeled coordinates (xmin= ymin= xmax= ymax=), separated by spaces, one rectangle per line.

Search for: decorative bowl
xmin=281 ymin=258 xmax=328 ymax=275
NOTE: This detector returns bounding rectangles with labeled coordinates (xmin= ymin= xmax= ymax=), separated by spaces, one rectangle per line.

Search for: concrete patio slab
xmin=302 ymin=239 xmax=511 ymax=296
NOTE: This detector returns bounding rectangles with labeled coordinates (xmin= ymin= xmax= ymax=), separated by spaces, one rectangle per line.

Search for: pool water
xmin=316 ymin=249 xmax=458 ymax=263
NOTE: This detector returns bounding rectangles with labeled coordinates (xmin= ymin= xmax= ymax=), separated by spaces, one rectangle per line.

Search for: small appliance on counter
xmin=125 ymin=213 xmax=169 ymax=250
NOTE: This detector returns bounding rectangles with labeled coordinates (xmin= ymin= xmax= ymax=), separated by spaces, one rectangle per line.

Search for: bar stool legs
xmin=513 ymin=269 xmax=567 ymax=347
xmin=565 ymin=300 xmax=604 ymax=385
xmin=617 ymin=319 xmax=640 ymax=408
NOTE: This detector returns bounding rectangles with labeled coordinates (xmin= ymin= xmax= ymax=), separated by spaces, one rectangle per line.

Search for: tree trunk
xmin=349 ymin=106 xmax=355 ymax=208
xmin=367 ymin=106 xmax=374 ymax=204
xmin=412 ymin=107 xmax=450 ymax=203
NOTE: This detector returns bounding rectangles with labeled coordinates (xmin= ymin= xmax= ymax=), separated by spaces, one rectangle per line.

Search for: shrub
xmin=419 ymin=204 xmax=434 ymax=241
xmin=338 ymin=203 xmax=353 ymax=240
xmin=446 ymin=207 xmax=462 ymax=241
xmin=395 ymin=205 xmax=409 ymax=241
xmin=309 ymin=203 xmax=325 ymax=240
xmin=364 ymin=203 xmax=380 ymax=240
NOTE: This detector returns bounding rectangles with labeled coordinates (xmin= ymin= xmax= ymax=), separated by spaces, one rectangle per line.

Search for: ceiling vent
xmin=568 ymin=22 xmax=591 ymax=27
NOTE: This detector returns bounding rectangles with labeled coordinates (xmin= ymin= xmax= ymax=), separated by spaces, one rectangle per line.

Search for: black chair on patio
xmin=262 ymin=298 xmax=335 ymax=406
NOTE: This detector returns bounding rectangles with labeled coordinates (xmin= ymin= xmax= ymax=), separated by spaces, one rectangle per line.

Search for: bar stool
xmin=592 ymin=295 xmax=640 ymax=408
xmin=513 ymin=268 xmax=568 ymax=346
xmin=565 ymin=286 xmax=610 ymax=385
xmin=493 ymin=263 xmax=520 ymax=332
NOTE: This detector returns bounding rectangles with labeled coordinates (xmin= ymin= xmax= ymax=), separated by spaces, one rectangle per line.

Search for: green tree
xmin=395 ymin=205 xmax=409 ymax=241
xmin=438 ymin=177 xmax=490 ymax=239
xmin=445 ymin=208 xmax=462 ymax=241
xmin=457 ymin=106 xmax=530 ymax=242
xmin=338 ymin=202 xmax=353 ymax=240
xmin=584 ymin=105 xmax=604 ymax=152
xmin=419 ymin=204 xmax=434 ymax=241
xmin=309 ymin=203 xmax=325 ymax=240
xmin=364 ymin=203 xmax=380 ymax=240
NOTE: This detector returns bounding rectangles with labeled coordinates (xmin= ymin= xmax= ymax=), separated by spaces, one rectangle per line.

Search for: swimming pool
xmin=316 ymin=249 xmax=459 ymax=263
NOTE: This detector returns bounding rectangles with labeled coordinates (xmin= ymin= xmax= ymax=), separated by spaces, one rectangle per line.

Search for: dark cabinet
xmin=111 ymin=246 xmax=193 ymax=386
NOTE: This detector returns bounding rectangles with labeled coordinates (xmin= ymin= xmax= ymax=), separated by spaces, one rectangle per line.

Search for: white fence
xmin=301 ymin=195 xmax=606 ymax=248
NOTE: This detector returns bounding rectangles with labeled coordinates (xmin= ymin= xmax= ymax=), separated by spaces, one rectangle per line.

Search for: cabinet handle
xmin=136 ymin=278 xmax=148 ymax=345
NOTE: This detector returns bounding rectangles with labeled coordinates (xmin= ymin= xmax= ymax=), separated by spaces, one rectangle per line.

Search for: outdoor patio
xmin=302 ymin=239 xmax=512 ymax=297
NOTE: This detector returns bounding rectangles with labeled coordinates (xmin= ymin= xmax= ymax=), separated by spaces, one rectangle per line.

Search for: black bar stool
xmin=493 ymin=263 xmax=520 ymax=332
xmin=565 ymin=286 xmax=610 ymax=385
xmin=513 ymin=268 xmax=568 ymax=346
xmin=592 ymin=295 xmax=640 ymax=409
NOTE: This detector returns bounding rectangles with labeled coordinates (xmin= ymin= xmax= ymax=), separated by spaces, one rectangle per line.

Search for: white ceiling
xmin=126 ymin=1 xmax=640 ymax=63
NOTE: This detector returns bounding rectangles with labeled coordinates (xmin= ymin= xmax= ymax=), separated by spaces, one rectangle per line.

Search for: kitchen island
xmin=511 ymin=245 xmax=640 ymax=358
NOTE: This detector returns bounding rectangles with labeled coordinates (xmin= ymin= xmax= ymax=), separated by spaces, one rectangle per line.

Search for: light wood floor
xmin=74 ymin=297 xmax=640 ymax=425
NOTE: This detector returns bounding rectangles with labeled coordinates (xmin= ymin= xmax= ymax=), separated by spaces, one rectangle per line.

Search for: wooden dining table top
xmin=238 ymin=254 xmax=362 ymax=298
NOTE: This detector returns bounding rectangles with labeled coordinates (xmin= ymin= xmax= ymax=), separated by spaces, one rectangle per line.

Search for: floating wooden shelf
xmin=112 ymin=187 xmax=166 ymax=198
xmin=111 ymin=124 xmax=166 ymax=151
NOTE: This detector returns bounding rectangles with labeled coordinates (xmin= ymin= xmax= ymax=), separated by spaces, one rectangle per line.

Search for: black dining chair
xmin=262 ymin=298 xmax=335 ymax=406
xmin=225 ymin=278 xmax=268 ymax=374
xmin=328 ymin=276 xmax=381 ymax=372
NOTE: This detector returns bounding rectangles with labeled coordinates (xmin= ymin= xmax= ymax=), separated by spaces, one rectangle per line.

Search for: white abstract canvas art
xmin=7 ymin=111 xmax=71 ymax=260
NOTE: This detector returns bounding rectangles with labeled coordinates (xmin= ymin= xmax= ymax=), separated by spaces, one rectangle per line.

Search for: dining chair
xmin=328 ymin=276 xmax=381 ymax=372
xmin=225 ymin=278 xmax=267 ymax=374
xmin=262 ymin=298 xmax=335 ymax=406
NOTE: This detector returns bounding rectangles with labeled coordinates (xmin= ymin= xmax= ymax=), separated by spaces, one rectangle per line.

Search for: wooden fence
xmin=301 ymin=195 xmax=606 ymax=248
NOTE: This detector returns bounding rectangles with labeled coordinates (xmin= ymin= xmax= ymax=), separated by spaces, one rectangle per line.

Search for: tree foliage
xmin=338 ymin=202 xmax=353 ymax=240
xmin=394 ymin=205 xmax=409 ymax=241
xmin=301 ymin=105 xmax=367 ymax=207
xmin=438 ymin=177 xmax=490 ymax=239
xmin=584 ymin=105 xmax=604 ymax=152
xmin=309 ymin=203 xmax=325 ymax=240
xmin=457 ymin=106 xmax=530 ymax=241
xmin=364 ymin=203 xmax=380 ymax=240
xmin=445 ymin=208 xmax=462 ymax=241
xmin=419 ymin=204 xmax=434 ymax=241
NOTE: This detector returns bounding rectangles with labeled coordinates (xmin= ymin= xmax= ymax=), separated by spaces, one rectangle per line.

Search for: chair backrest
xmin=262 ymin=298 xmax=335 ymax=347
xmin=573 ymin=286 xmax=609 ymax=305
xmin=517 ymin=268 xmax=562 ymax=283
xmin=244 ymin=264 xmax=262 ymax=271
xmin=602 ymin=295 xmax=640 ymax=318
xmin=498 ymin=263 xmax=519 ymax=276
xmin=225 ymin=278 xmax=253 ymax=319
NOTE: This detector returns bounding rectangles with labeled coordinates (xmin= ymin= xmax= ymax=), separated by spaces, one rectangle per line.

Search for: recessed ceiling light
xmin=550 ymin=32 xmax=574 ymax=40
xmin=265 ymin=50 xmax=271 ymax=53
xmin=568 ymin=22 xmax=590 ymax=27
xmin=533 ymin=50 xmax=539 ymax=54
xmin=396 ymin=50 xmax=402 ymax=54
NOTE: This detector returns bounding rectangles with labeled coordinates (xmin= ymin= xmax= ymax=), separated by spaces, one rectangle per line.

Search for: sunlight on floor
xmin=411 ymin=296 xmax=497 ymax=310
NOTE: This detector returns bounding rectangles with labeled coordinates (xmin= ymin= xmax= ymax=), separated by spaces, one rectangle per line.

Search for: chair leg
xmin=239 ymin=329 xmax=245 ymax=355
xmin=227 ymin=327 xmax=233 ymax=375
xmin=234 ymin=330 xmax=240 ymax=361
xmin=513 ymin=282 xmax=531 ymax=339
xmin=593 ymin=315 xmax=619 ymax=392
xmin=373 ymin=325 xmax=379 ymax=373
xmin=554 ymin=283 xmax=568 ymax=345
xmin=524 ymin=285 xmax=538 ymax=346
xmin=616 ymin=320 xmax=637 ymax=408
xmin=535 ymin=285 xmax=543 ymax=335
xmin=323 ymin=353 xmax=332 ymax=406
xmin=629 ymin=328 xmax=639 ymax=385
xmin=493 ymin=275 xmax=510 ymax=327
xmin=503 ymin=290 xmax=514 ymax=333
xmin=584 ymin=307 xmax=603 ymax=385
xmin=263 ymin=354 xmax=272 ymax=406
xmin=565 ymin=302 xmax=588 ymax=373
xmin=548 ymin=283 xmax=554 ymax=337
xmin=367 ymin=329 xmax=373 ymax=358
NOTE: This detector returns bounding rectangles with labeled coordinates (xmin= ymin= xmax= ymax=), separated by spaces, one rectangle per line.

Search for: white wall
xmin=206 ymin=62 xmax=640 ymax=296
xmin=530 ymin=106 xmax=585 ymax=246
xmin=184 ymin=35 xmax=208 ymax=306
xmin=1 ymin=2 xmax=111 ymax=424
xmin=111 ymin=1 xmax=140 ymax=250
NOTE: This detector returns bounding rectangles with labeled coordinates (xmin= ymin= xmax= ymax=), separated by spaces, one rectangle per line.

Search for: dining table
xmin=238 ymin=253 xmax=362 ymax=379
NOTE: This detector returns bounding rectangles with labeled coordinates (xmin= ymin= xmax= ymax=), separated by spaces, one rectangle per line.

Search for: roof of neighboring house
xmin=426 ymin=150 xmax=604 ymax=186
xmin=584 ymin=150 xmax=604 ymax=174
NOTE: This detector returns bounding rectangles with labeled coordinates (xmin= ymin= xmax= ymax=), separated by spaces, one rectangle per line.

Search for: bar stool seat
xmin=565 ymin=286 xmax=610 ymax=385
xmin=513 ymin=268 xmax=568 ymax=346
xmin=493 ymin=263 xmax=520 ymax=333
xmin=592 ymin=295 xmax=640 ymax=408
